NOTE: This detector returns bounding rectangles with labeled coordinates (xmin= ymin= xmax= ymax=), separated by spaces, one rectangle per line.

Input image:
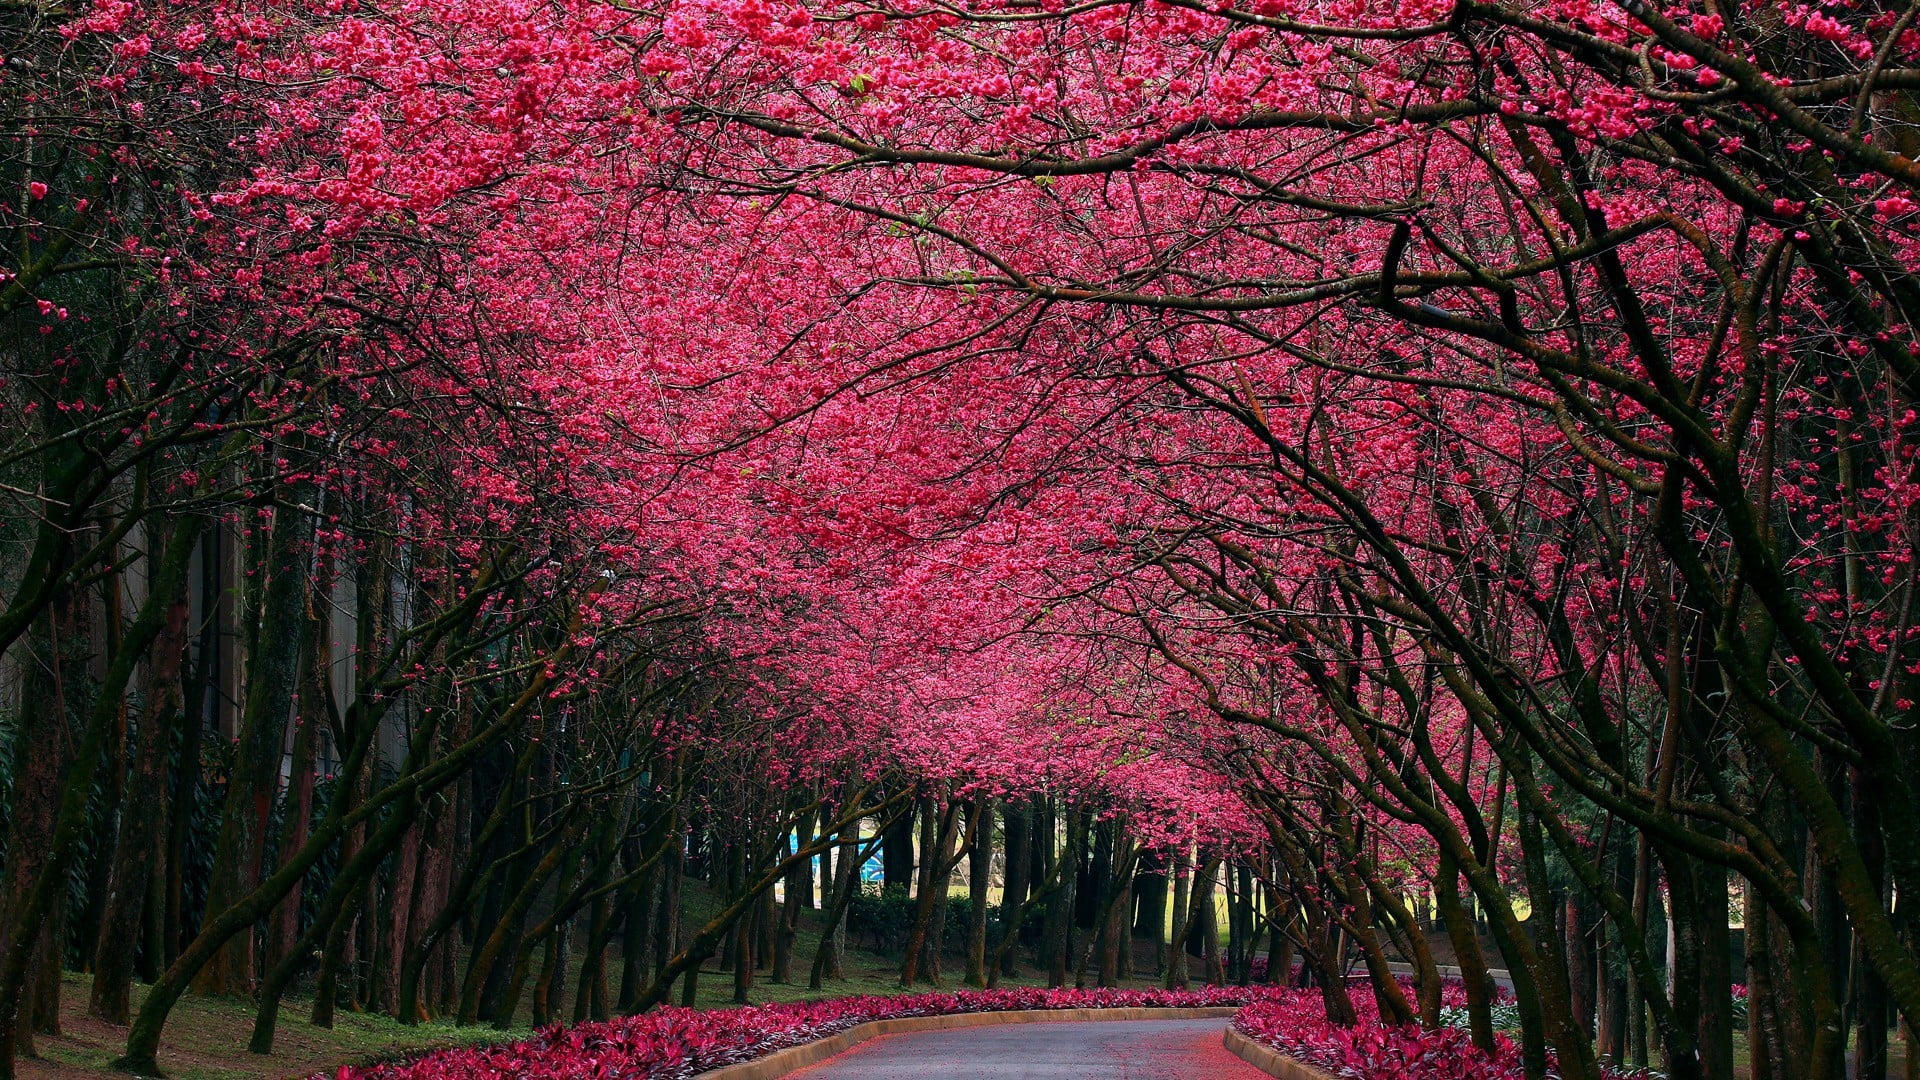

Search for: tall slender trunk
xmin=1437 ymin=851 xmax=1498 ymax=1052
xmin=616 ymin=829 xmax=659 ymax=1014
xmin=1265 ymin=887 xmax=1294 ymax=985
xmin=379 ymin=822 xmax=423 ymax=1015
xmin=731 ymin=833 xmax=754 ymax=1004
xmin=1853 ymin=764 xmax=1890 ymax=1080
xmin=772 ymin=812 xmax=808 ymax=984
xmin=578 ymin=892 xmax=615 ymax=1024
xmin=811 ymin=817 xmax=872 ymax=990
xmin=901 ymin=797 xmax=961 ymax=987
xmin=1165 ymin=851 xmax=1191 ymax=990
xmin=1 ymin=592 xmax=87 ymax=1056
xmin=1097 ymin=833 xmax=1133 ymax=987
xmin=265 ymin=614 xmax=326 ymax=979
xmin=1195 ymin=858 xmax=1223 ymax=986
xmin=88 ymin=575 xmax=193 ymax=1024
xmin=164 ymin=543 xmax=217 ymax=970
xmin=75 ymin=560 xmax=129 ymax=981
xmin=0 ymin=513 xmax=203 ymax=1078
xmin=193 ymin=496 xmax=314 ymax=996
xmin=1045 ymin=811 xmax=1086 ymax=988
xmin=408 ymin=794 xmax=459 ymax=1023
xmin=965 ymin=797 xmax=993 ymax=988
xmin=1696 ymin=856 xmax=1734 ymax=1080
xmin=998 ymin=801 xmax=1031 ymax=977
xmin=653 ymin=822 xmax=684 ymax=981
xmin=882 ymin=801 xmax=916 ymax=893
xmin=1136 ymin=857 xmax=1167 ymax=978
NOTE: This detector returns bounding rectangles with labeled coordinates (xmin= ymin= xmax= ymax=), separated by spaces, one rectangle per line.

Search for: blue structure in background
xmin=789 ymin=829 xmax=886 ymax=884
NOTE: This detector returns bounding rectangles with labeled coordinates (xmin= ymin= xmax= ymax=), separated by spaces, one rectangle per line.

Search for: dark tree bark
xmin=1265 ymin=887 xmax=1295 ymax=986
xmin=164 ymin=542 xmax=218 ymax=970
xmin=900 ymin=797 xmax=963 ymax=987
xmin=998 ymin=800 xmax=1031 ymax=977
xmin=193 ymin=497 xmax=315 ymax=997
xmin=882 ymin=800 xmax=916 ymax=893
xmin=653 ymin=820 xmax=684 ymax=981
xmin=1194 ymin=858 xmax=1222 ymax=986
xmin=965 ymin=797 xmax=993 ymax=988
xmin=576 ymin=892 xmax=616 ymax=1021
xmin=1437 ymin=850 xmax=1498 ymax=1053
xmin=1044 ymin=810 xmax=1086 ymax=988
xmin=0 ymin=513 xmax=202 ymax=1075
xmin=617 ymin=858 xmax=657 ymax=1012
xmin=0 ymin=594 xmax=87 ymax=1055
xmin=89 ymin=571 xmax=193 ymax=1024
xmin=812 ymin=816 xmax=875 ymax=989
xmin=1135 ymin=856 xmax=1167 ymax=977
xmin=1164 ymin=851 xmax=1191 ymax=990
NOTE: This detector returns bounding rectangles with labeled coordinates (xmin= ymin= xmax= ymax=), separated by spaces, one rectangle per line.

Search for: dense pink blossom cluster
xmin=330 ymin=987 xmax=1272 ymax=1080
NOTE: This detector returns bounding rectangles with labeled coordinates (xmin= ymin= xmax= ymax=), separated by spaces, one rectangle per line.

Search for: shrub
xmin=1235 ymin=992 xmax=1651 ymax=1080
xmin=844 ymin=884 xmax=915 ymax=952
xmin=843 ymin=885 xmax=985 ymax=956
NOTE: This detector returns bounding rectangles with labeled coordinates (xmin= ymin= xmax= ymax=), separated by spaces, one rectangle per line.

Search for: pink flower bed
xmin=331 ymin=986 xmax=1270 ymax=1080
xmin=1234 ymin=991 xmax=1646 ymax=1080
xmin=335 ymin=979 xmax=1655 ymax=1080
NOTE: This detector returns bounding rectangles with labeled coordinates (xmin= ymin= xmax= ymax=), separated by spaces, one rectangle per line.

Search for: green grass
xmin=23 ymin=972 xmax=521 ymax=1080
xmin=21 ymin=879 xmax=1174 ymax=1078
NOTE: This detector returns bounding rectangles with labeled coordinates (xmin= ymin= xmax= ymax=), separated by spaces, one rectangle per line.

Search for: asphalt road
xmin=787 ymin=1018 xmax=1268 ymax=1079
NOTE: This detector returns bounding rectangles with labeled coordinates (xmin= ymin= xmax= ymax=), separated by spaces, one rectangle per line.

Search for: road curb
xmin=695 ymin=1006 xmax=1242 ymax=1078
xmin=1222 ymin=1025 xmax=1340 ymax=1080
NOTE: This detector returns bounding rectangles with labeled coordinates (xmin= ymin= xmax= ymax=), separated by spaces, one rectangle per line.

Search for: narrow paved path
xmin=788 ymin=1018 xmax=1266 ymax=1079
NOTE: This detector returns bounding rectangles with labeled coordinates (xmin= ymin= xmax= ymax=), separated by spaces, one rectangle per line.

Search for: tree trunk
xmin=265 ymin=616 xmax=326 ymax=980
xmin=577 ymin=894 xmax=614 ymax=1022
xmin=1098 ymin=838 xmax=1132 ymax=987
xmin=89 ymin=577 xmax=192 ymax=1024
xmin=1436 ymin=852 xmax=1496 ymax=1050
xmin=1265 ymin=887 xmax=1295 ymax=986
xmin=811 ymin=817 xmax=871 ymax=990
xmin=965 ymin=797 xmax=993 ymax=988
xmin=1 ymin=594 xmax=87 ymax=1054
xmin=0 ymin=514 xmax=203 ymax=1076
xmin=617 ymin=855 xmax=657 ymax=1013
xmin=164 ymin=544 xmax=218 ymax=971
xmin=654 ymin=822 xmax=684 ymax=981
xmin=998 ymin=801 xmax=1031 ymax=977
xmin=901 ymin=797 xmax=961 ymax=987
xmin=1195 ymin=858 xmax=1223 ymax=985
xmin=883 ymin=801 xmax=916 ymax=893
xmin=1044 ymin=811 xmax=1085 ymax=988
xmin=1165 ymin=851 xmax=1191 ymax=990
xmin=193 ymin=499 xmax=314 ymax=997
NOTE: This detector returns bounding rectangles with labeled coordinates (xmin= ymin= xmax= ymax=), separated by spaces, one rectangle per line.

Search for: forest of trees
xmin=7 ymin=0 xmax=1920 ymax=1077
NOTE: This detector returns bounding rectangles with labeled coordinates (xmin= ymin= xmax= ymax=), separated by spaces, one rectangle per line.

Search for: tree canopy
xmin=3 ymin=0 xmax=1918 ymax=1076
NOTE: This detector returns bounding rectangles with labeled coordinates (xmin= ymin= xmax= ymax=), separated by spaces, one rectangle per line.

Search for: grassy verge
xmin=19 ymin=973 xmax=513 ymax=1080
xmin=18 ymin=880 xmax=1175 ymax=1079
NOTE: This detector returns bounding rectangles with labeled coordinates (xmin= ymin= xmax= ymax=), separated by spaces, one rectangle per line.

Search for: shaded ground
xmin=789 ymin=1019 xmax=1264 ymax=1080
xmin=17 ymin=957 xmax=1170 ymax=1078
xmin=15 ymin=973 xmax=508 ymax=1080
